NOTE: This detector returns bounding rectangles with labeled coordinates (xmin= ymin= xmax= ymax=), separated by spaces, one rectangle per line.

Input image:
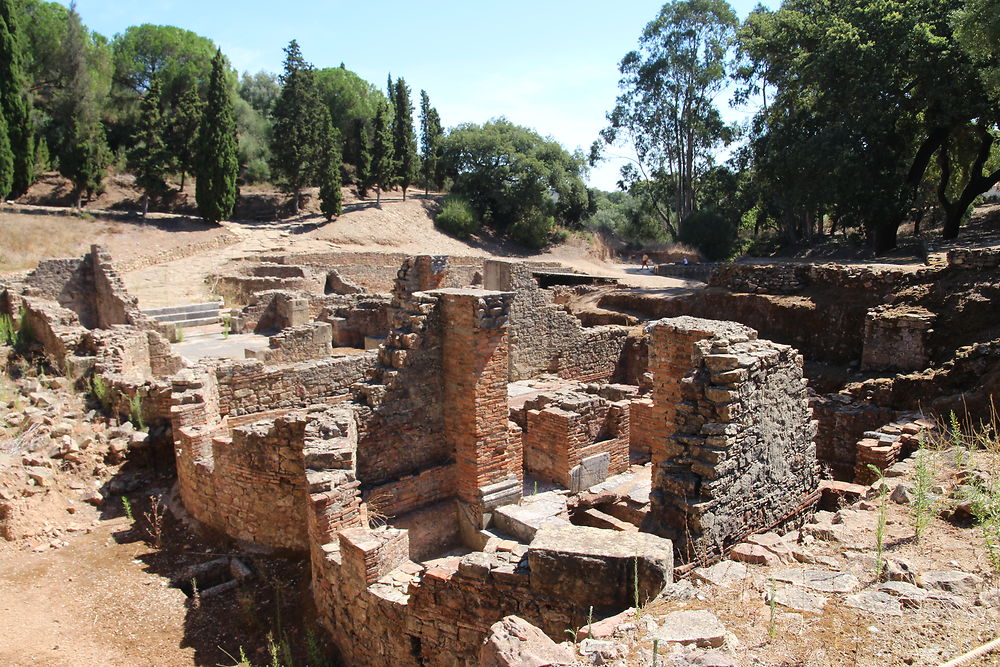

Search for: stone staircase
xmin=141 ymin=301 xmax=224 ymax=329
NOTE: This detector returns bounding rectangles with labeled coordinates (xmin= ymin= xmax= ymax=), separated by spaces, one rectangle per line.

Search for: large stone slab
xmin=845 ymin=591 xmax=903 ymax=616
xmin=774 ymin=569 xmax=860 ymax=593
xmin=569 ymin=452 xmax=610 ymax=493
xmin=692 ymin=560 xmax=749 ymax=588
xmin=769 ymin=586 xmax=827 ymax=614
xmin=653 ymin=610 xmax=727 ymax=648
xmin=493 ymin=492 xmax=570 ymax=543
xmin=528 ymin=525 xmax=673 ymax=613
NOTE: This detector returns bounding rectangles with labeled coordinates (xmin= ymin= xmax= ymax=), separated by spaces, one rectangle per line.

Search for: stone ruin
xmin=4 ymin=244 xmax=997 ymax=665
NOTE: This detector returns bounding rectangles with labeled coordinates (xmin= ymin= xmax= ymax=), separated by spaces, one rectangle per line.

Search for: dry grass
xmin=0 ymin=212 xmax=112 ymax=273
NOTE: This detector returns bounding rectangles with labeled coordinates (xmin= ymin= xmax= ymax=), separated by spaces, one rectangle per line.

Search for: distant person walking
xmin=641 ymin=254 xmax=650 ymax=271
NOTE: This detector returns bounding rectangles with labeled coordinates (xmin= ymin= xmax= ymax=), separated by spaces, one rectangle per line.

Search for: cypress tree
xmin=270 ymin=40 xmax=324 ymax=215
xmin=0 ymin=0 xmax=34 ymax=197
xmin=391 ymin=78 xmax=417 ymax=200
xmin=0 ymin=108 xmax=12 ymax=199
xmin=169 ymin=84 xmax=203 ymax=191
xmin=318 ymin=108 xmax=343 ymax=221
xmin=371 ymin=101 xmax=394 ymax=205
xmin=355 ymin=119 xmax=372 ymax=199
xmin=129 ymin=78 xmax=169 ymax=217
xmin=195 ymin=49 xmax=238 ymax=223
xmin=419 ymin=90 xmax=442 ymax=196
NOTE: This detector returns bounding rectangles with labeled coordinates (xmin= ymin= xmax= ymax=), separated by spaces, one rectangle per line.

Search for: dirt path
xmin=0 ymin=517 xmax=195 ymax=667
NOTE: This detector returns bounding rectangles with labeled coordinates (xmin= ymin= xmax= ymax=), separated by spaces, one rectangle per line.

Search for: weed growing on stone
xmin=175 ymin=326 xmax=184 ymax=342
xmin=128 ymin=391 xmax=145 ymax=431
xmin=0 ymin=314 xmax=15 ymax=346
xmin=219 ymin=646 xmax=251 ymax=666
xmin=90 ymin=374 xmax=110 ymax=411
xmin=587 ymin=605 xmax=593 ymax=638
xmin=222 ymin=314 xmax=232 ymax=339
xmin=191 ymin=577 xmax=200 ymax=609
xmin=912 ymin=435 xmax=935 ymax=542
xmin=121 ymin=496 xmax=134 ymax=522
xmin=652 ymin=638 xmax=660 ymax=666
xmin=767 ymin=576 xmax=777 ymax=641
xmin=867 ymin=464 xmax=889 ymax=579
xmin=305 ymin=628 xmax=332 ymax=667
xmin=633 ymin=556 xmax=640 ymax=620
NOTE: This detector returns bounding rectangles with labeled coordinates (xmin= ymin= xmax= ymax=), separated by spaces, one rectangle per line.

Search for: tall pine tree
xmin=419 ymin=89 xmax=442 ymax=196
xmin=391 ymin=77 xmax=417 ymax=199
xmin=318 ymin=107 xmax=343 ymax=221
xmin=57 ymin=3 xmax=109 ymax=208
xmin=0 ymin=0 xmax=34 ymax=197
xmin=270 ymin=40 xmax=325 ymax=215
xmin=129 ymin=78 xmax=169 ymax=217
xmin=371 ymin=101 xmax=394 ymax=205
xmin=195 ymin=49 xmax=238 ymax=223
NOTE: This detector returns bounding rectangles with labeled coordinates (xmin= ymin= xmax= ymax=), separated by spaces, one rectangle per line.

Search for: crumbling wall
xmin=23 ymin=257 xmax=96 ymax=327
xmin=862 ymin=305 xmax=935 ymax=372
xmin=245 ymin=322 xmax=334 ymax=364
xmin=484 ymin=260 xmax=632 ymax=382
xmin=520 ymin=388 xmax=629 ymax=491
xmin=810 ymin=393 xmax=897 ymax=480
xmin=645 ymin=316 xmax=819 ymax=559
xmin=310 ymin=523 xmax=673 ymax=667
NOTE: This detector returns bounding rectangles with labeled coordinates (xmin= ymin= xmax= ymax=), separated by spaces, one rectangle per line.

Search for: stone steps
xmin=142 ymin=301 xmax=224 ymax=329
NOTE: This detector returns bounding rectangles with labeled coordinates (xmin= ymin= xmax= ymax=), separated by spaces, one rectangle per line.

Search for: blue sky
xmin=63 ymin=0 xmax=772 ymax=190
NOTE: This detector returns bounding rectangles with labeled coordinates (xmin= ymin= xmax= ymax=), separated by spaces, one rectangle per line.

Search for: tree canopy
xmin=195 ymin=49 xmax=238 ymax=223
xmin=441 ymin=118 xmax=589 ymax=248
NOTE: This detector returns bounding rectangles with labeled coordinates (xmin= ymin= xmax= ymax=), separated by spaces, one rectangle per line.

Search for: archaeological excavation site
xmin=2 ymin=240 xmax=1000 ymax=666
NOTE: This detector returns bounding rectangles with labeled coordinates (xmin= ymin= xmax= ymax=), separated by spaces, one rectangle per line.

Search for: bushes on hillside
xmin=435 ymin=195 xmax=479 ymax=238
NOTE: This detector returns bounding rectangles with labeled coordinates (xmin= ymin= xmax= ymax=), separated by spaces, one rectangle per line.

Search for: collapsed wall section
xmin=484 ymin=260 xmax=632 ymax=382
xmin=645 ymin=316 xmax=819 ymax=560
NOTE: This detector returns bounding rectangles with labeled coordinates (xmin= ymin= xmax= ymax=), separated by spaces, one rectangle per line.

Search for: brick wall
xmin=861 ymin=305 xmax=935 ymax=372
xmin=246 ymin=322 xmax=334 ymax=363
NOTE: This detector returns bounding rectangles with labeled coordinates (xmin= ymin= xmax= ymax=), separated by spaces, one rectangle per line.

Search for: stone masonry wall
xmin=484 ymin=260 xmax=632 ymax=382
xmin=246 ymin=322 xmax=334 ymax=364
xmin=861 ymin=305 xmax=935 ymax=372
xmin=646 ymin=316 xmax=819 ymax=560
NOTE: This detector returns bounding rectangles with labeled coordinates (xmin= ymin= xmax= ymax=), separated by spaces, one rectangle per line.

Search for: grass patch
xmin=0 ymin=213 xmax=107 ymax=272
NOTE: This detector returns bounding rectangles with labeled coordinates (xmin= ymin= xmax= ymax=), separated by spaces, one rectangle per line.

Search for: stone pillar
xmin=437 ymin=288 xmax=521 ymax=543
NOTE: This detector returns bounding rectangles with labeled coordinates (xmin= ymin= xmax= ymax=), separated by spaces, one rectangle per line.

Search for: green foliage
xmin=597 ymin=0 xmax=737 ymax=238
xmin=868 ymin=464 xmax=889 ymax=579
xmin=678 ymin=209 xmax=739 ymax=260
xmin=111 ymin=24 xmax=218 ymax=104
xmin=167 ymin=83 xmax=202 ymax=190
xmin=737 ymin=0 xmax=999 ymax=250
xmin=441 ymin=119 xmax=587 ymax=249
xmin=195 ymin=49 xmax=238 ymax=223
xmin=127 ymin=391 xmax=144 ymax=431
xmin=315 ymin=66 xmax=385 ymax=167
xmin=355 ymin=119 xmax=372 ymax=196
xmin=0 ymin=106 xmax=12 ymax=199
xmin=435 ymin=194 xmax=479 ymax=238
xmin=233 ymin=96 xmax=271 ymax=184
xmin=238 ymin=69 xmax=280 ymax=117
xmin=419 ymin=90 xmax=443 ymax=194
xmin=56 ymin=4 xmax=110 ymax=206
xmin=0 ymin=313 xmax=14 ymax=346
xmin=90 ymin=373 xmax=109 ymax=411
xmin=270 ymin=40 xmax=327 ymax=213
xmin=121 ymin=496 xmax=134 ymax=522
xmin=0 ymin=0 xmax=35 ymax=196
xmin=390 ymin=77 xmax=418 ymax=198
xmin=128 ymin=77 xmax=169 ymax=213
xmin=318 ymin=108 xmax=343 ymax=221
xmin=912 ymin=437 xmax=935 ymax=542
xmin=371 ymin=101 xmax=394 ymax=203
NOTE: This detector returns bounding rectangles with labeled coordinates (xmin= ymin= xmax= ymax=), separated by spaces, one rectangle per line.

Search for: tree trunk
xmin=939 ymin=124 xmax=1000 ymax=240
xmin=376 ymin=186 xmax=381 ymax=205
xmin=292 ymin=188 xmax=300 ymax=215
xmin=180 ymin=171 xmax=186 ymax=192
xmin=142 ymin=194 xmax=149 ymax=219
xmin=873 ymin=221 xmax=899 ymax=255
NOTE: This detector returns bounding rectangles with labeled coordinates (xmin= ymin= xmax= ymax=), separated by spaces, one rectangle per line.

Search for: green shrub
xmin=679 ymin=208 xmax=740 ymax=261
xmin=435 ymin=195 xmax=479 ymax=238
xmin=509 ymin=208 xmax=554 ymax=250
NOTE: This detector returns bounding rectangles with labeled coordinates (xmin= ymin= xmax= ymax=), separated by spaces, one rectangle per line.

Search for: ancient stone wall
xmin=207 ymin=354 xmax=375 ymax=417
xmin=948 ymin=247 xmax=1000 ymax=270
xmin=861 ymin=305 xmax=935 ymax=372
xmin=246 ymin=322 xmax=334 ymax=364
xmin=484 ymin=260 xmax=632 ymax=382
xmin=810 ymin=393 xmax=897 ymax=480
xmin=22 ymin=257 xmax=96 ymax=327
xmin=645 ymin=316 xmax=819 ymax=560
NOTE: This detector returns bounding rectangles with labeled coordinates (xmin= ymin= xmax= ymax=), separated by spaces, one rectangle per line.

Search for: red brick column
xmin=439 ymin=289 xmax=520 ymax=529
